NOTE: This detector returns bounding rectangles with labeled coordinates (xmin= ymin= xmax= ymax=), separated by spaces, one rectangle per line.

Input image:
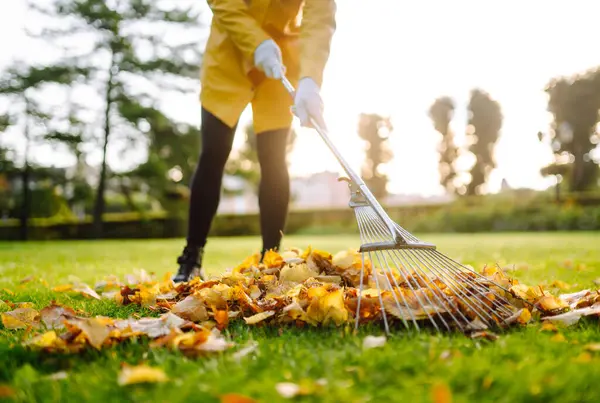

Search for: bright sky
xmin=2 ymin=0 xmax=600 ymax=196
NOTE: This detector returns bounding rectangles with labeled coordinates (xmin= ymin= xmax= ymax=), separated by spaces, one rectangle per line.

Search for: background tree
xmin=429 ymin=96 xmax=458 ymax=194
xmin=358 ymin=113 xmax=393 ymax=200
xmin=0 ymin=64 xmax=85 ymax=239
xmin=31 ymin=0 xmax=203 ymax=237
xmin=126 ymin=103 xmax=201 ymax=212
xmin=465 ymin=89 xmax=503 ymax=196
xmin=545 ymin=68 xmax=600 ymax=192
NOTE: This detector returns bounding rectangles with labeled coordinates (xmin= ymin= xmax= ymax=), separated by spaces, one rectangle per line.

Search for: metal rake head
xmin=277 ymin=76 xmax=524 ymax=335
xmin=340 ymin=179 xmax=523 ymax=335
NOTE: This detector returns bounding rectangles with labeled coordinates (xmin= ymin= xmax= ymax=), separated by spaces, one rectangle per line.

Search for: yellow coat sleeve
xmin=206 ymin=0 xmax=271 ymax=63
xmin=299 ymin=0 xmax=337 ymax=87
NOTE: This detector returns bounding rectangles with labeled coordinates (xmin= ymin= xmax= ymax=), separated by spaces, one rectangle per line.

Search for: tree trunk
xmin=570 ymin=142 xmax=585 ymax=192
xmin=20 ymin=108 xmax=31 ymax=241
xmin=92 ymin=61 xmax=115 ymax=238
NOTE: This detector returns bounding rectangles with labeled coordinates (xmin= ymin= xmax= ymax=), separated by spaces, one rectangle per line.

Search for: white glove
xmin=293 ymin=77 xmax=326 ymax=129
xmin=253 ymin=39 xmax=285 ymax=79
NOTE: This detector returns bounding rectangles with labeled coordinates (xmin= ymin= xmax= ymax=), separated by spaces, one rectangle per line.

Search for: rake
xmin=281 ymin=76 xmax=523 ymax=335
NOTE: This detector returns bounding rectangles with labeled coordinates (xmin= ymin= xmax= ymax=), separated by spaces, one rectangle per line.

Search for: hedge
xmin=1 ymin=201 xmax=599 ymax=241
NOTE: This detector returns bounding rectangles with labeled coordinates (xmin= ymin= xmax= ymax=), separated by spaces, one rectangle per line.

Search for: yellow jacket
xmin=200 ymin=0 xmax=337 ymax=133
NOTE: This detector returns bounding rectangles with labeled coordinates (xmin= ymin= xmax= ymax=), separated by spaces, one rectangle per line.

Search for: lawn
xmin=1 ymin=232 xmax=599 ymax=402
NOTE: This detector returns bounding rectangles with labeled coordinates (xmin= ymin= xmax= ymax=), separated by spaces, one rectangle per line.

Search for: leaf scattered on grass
xmin=431 ymin=382 xmax=452 ymax=403
xmin=363 ymin=335 xmax=386 ymax=350
xmin=44 ymin=371 xmax=68 ymax=381
xmin=0 ymin=384 xmax=16 ymax=398
xmin=584 ymin=343 xmax=600 ymax=352
xmin=276 ymin=382 xmax=301 ymax=399
xmin=117 ymin=364 xmax=168 ymax=386
xmin=1 ymin=307 xmax=40 ymax=329
xmin=220 ymin=393 xmax=257 ymax=403
xmin=232 ymin=341 xmax=259 ymax=362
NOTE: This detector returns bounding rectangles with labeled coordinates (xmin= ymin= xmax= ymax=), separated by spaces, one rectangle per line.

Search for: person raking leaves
xmin=173 ymin=0 xmax=337 ymax=282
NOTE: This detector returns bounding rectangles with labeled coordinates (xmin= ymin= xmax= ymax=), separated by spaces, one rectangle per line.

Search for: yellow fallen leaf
xmin=243 ymin=311 xmax=275 ymax=325
xmin=550 ymin=280 xmax=571 ymax=290
xmin=1 ymin=307 xmax=40 ymax=329
xmin=550 ymin=333 xmax=566 ymax=343
xmin=584 ymin=343 xmax=600 ymax=352
xmin=482 ymin=376 xmax=493 ymax=390
xmin=306 ymin=288 xmax=348 ymax=326
xmin=52 ymin=284 xmax=73 ymax=292
xmin=540 ymin=322 xmax=558 ymax=332
xmin=117 ymin=364 xmax=168 ymax=386
xmin=537 ymin=295 xmax=570 ymax=314
xmin=262 ymin=250 xmax=283 ymax=268
xmin=280 ymin=263 xmax=319 ymax=284
xmin=573 ymin=352 xmax=592 ymax=363
xmin=517 ymin=308 xmax=532 ymax=325
xmin=23 ymin=331 xmax=62 ymax=349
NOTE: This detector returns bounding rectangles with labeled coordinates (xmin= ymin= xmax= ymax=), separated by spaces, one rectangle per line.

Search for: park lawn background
xmin=0 ymin=232 xmax=599 ymax=402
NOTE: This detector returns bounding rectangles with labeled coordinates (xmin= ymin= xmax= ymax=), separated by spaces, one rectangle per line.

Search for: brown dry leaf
xmin=1 ymin=307 xmax=40 ymax=329
xmin=470 ymin=331 xmax=499 ymax=341
xmin=431 ymin=382 xmax=452 ymax=403
xmin=117 ymin=364 xmax=168 ymax=386
xmin=65 ymin=317 xmax=111 ymax=349
xmin=40 ymin=303 xmax=77 ymax=329
xmin=220 ymin=393 xmax=257 ymax=403
xmin=171 ymin=295 xmax=208 ymax=322
xmin=542 ymin=310 xmax=582 ymax=327
xmin=584 ymin=343 xmax=600 ymax=352
xmin=243 ymin=311 xmax=275 ymax=325
xmin=20 ymin=275 xmax=35 ymax=284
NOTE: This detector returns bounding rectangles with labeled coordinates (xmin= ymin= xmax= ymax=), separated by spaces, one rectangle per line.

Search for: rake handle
xmin=280 ymin=76 xmax=407 ymax=245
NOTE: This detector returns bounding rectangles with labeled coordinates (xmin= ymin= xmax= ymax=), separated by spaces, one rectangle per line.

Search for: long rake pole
xmin=280 ymin=77 xmax=404 ymax=246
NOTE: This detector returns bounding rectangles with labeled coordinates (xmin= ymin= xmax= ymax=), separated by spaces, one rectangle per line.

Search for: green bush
xmin=1 ymin=200 xmax=599 ymax=241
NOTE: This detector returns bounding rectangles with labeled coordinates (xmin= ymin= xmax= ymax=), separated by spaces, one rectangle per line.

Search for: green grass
xmin=1 ymin=233 xmax=599 ymax=403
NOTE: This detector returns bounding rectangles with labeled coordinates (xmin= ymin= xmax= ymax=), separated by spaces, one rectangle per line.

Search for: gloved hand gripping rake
xmin=281 ymin=76 xmax=524 ymax=335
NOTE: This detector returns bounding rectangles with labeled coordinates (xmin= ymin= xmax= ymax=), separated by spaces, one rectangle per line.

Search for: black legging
xmin=186 ymin=107 xmax=290 ymax=252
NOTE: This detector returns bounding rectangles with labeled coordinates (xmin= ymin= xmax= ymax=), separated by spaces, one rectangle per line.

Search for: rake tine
xmin=362 ymin=209 xmax=445 ymax=332
xmin=364 ymin=210 xmax=466 ymax=331
xmin=423 ymin=250 xmax=516 ymax=319
xmin=279 ymin=75 xmax=528 ymax=337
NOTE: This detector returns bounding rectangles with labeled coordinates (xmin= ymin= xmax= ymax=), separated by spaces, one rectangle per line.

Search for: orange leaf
xmin=214 ymin=310 xmax=229 ymax=331
xmin=431 ymin=382 xmax=452 ymax=403
xmin=220 ymin=393 xmax=257 ymax=403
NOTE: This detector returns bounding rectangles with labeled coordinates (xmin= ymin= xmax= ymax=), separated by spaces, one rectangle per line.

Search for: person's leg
xmin=256 ymin=128 xmax=291 ymax=255
xmin=173 ymin=108 xmax=237 ymax=282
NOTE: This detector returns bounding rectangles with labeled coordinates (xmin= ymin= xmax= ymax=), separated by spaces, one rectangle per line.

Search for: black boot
xmin=173 ymin=245 xmax=205 ymax=282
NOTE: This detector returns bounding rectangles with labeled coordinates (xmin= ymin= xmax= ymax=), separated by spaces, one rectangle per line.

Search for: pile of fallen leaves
xmin=3 ymin=247 xmax=600 ymax=356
